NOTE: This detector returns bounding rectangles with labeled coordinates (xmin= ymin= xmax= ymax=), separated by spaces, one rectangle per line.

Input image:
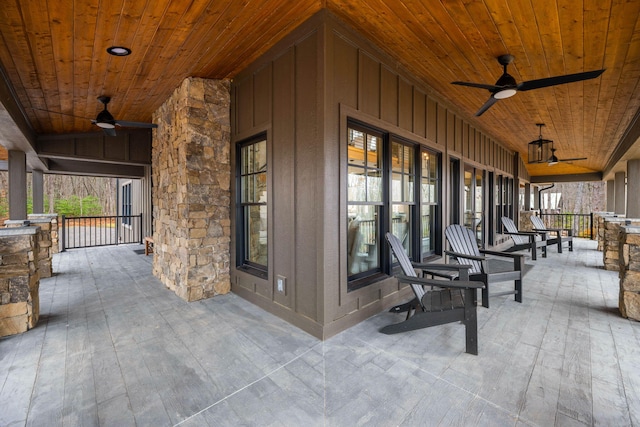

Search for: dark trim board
xmin=531 ymin=172 xmax=603 ymax=183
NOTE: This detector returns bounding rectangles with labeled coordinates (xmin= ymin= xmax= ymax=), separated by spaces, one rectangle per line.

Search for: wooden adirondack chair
xmin=382 ymin=232 xmax=484 ymax=355
xmin=444 ymin=224 xmax=525 ymax=308
xmin=530 ymin=215 xmax=573 ymax=253
xmin=500 ymin=216 xmax=547 ymax=260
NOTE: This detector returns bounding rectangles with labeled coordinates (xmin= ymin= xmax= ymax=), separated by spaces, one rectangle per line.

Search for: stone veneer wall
xmin=0 ymin=227 xmax=40 ymax=337
xmin=152 ymin=77 xmax=231 ymax=301
xmin=603 ymin=217 xmax=640 ymax=271
xmin=619 ymin=226 xmax=640 ymax=321
xmin=594 ymin=212 xmax=615 ymax=251
xmin=28 ymin=214 xmax=59 ymax=254
xmin=518 ymin=210 xmax=539 ymax=232
xmin=5 ymin=219 xmax=54 ymax=278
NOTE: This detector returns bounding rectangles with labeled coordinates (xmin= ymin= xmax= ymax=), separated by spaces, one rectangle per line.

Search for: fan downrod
xmin=497 ymin=54 xmax=514 ymax=66
xmin=97 ymin=95 xmax=111 ymax=106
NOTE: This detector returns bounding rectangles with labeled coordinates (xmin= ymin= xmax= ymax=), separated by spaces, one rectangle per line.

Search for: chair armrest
xmin=479 ymin=249 xmax=525 ymax=260
xmin=444 ymin=250 xmax=486 ymax=262
xmin=411 ymin=262 xmax=472 ymax=271
xmin=504 ymin=231 xmax=539 ymax=236
xmin=396 ymin=275 xmax=484 ymax=289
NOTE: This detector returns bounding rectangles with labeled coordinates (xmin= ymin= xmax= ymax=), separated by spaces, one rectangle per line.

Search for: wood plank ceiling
xmin=1 ymin=0 xmax=639 ymax=179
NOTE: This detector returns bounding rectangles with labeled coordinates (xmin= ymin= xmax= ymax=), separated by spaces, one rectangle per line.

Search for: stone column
xmin=28 ymin=214 xmax=59 ymax=254
xmin=606 ymin=180 xmax=615 ymax=212
xmin=8 ymin=150 xmax=27 ymax=220
xmin=152 ymin=77 xmax=231 ymax=302
xmin=615 ymin=171 xmax=626 ymax=215
xmin=32 ymin=170 xmax=44 ymax=214
xmin=6 ymin=219 xmax=54 ymax=277
xmin=627 ymin=160 xmax=640 ymax=218
xmin=619 ymin=226 xmax=640 ymax=321
xmin=0 ymin=226 xmax=40 ymax=337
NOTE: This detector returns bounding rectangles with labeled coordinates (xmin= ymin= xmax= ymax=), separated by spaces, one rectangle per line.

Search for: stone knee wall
xmin=619 ymin=226 xmax=640 ymax=321
xmin=519 ymin=210 xmax=538 ymax=232
xmin=0 ymin=227 xmax=40 ymax=337
xmin=28 ymin=214 xmax=59 ymax=254
xmin=5 ymin=218 xmax=54 ymax=278
xmin=152 ymin=77 xmax=231 ymax=302
xmin=603 ymin=218 xmax=640 ymax=271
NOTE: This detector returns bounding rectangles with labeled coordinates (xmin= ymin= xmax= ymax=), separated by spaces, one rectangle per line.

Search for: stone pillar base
xmin=0 ymin=227 xmax=40 ymax=337
xmin=620 ymin=226 xmax=640 ymax=321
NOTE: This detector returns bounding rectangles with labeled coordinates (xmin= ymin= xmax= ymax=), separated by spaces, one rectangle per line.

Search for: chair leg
xmin=482 ymin=287 xmax=489 ymax=308
xmin=463 ymin=288 xmax=478 ymax=355
xmin=531 ymin=244 xmax=537 ymax=261
xmin=542 ymin=245 xmax=547 ymax=258
xmin=515 ymin=278 xmax=522 ymax=303
xmin=556 ymin=238 xmax=563 ymax=254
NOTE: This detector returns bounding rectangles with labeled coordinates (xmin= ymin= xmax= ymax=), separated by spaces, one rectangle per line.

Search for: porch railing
xmin=61 ymin=214 xmax=143 ymax=251
xmin=537 ymin=212 xmax=593 ymax=239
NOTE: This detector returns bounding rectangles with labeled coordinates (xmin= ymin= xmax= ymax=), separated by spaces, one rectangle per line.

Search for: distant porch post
xmin=606 ymin=179 xmax=615 ymax=212
xmin=615 ymin=171 xmax=626 ymax=215
xmin=627 ymin=160 xmax=640 ymax=218
xmin=8 ymin=150 xmax=27 ymax=220
xmin=32 ymin=169 xmax=44 ymax=214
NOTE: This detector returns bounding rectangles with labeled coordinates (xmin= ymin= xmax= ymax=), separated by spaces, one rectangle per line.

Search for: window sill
xmin=347 ymin=272 xmax=389 ymax=292
xmin=237 ymin=264 xmax=268 ymax=280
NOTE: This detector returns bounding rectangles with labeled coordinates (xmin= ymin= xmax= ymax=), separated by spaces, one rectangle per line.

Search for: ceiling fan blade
xmin=452 ymin=81 xmax=501 ymax=91
xmin=28 ymin=107 xmax=90 ymax=120
xmin=102 ymin=127 xmax=117 ymax=137
xmin=517 ymin=69 xmax=605 ymax=92
xmin=115 ymin=120 xmax=158 ymax=129
xmin=559 ymin=157 xmax=588 ymax=162
xmin=475 ymin=96 xmax=499 ymax=116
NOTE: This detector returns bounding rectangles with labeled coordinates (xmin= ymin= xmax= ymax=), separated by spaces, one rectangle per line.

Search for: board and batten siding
xmin=230 ymin=11 xmax=521 ymax=339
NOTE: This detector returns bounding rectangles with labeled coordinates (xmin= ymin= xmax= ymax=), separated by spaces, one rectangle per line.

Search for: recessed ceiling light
xmin=107 ymin=46 xmax=131 ymax=56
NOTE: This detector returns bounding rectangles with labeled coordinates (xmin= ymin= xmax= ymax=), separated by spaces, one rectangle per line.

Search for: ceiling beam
xmin=530 ymin=172 xmax=603 ymax=184
xmin=0 ymin=64 xmax=48 ymax=171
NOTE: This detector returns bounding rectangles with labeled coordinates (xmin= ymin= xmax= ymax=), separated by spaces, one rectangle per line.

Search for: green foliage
xmin=54 ymin=195 xmax=103 ymax=217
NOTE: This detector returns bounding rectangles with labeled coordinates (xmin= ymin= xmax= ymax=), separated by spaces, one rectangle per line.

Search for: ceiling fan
xmin=92 ymin=96 xmax=157 ymax=136
xmin=452 ymin=55 xmax=605 ymax=116
xmin=527 ymin=123 xmax=587 ymax=166
xmin=29 ymin=95 xmax=158 ymax=136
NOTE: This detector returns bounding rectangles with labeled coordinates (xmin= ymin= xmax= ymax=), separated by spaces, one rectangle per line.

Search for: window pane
xmin=421 ymin=208 xmax=431 ymax=255
xmin=241 ymin=175 xmax=253 ymax=203
xmin=367 ymin=134 xmax=380 ymax=168
xmin=404 ymin=174 xmax=414 ymax=203
xmin=391 ymin=172 xmax=402 ymax=202
xmin=348 ymin=166 xmax=366 ymax=202
xmin=347 ymin=205 xmax=379 ymax=275
xmin=392 ymin=205 xmax=411 ymax=256
xmin=367 ymin=170 xmax=383 ymax=202
xmin=245 ymin=205 xmax=267 ymax=266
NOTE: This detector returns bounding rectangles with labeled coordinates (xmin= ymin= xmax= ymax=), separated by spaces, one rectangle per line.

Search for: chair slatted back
xmin=530 ymin=215 xmax=546 ymax=230
xmin=385 ymin=232 xmax=425 ymax=301
xmin=444 ymin=225 xmax=483 ymax=275
xmin=501 ymin=217 xmax=528 ymax=245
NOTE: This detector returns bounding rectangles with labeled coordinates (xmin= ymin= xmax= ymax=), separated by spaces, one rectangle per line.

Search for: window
xmin=464 ymin=165 xmax=484 ymax=246
xmin=346 ymin=120 xmax=440 ymax=289
xmin=122 ymin=182 xmax=132 ymax=226
xmin=347 ymin=125 xmax=384 ymax=282
xmin=420 ymin=149 xmax=439 ymax=258
xmin=237 ymin=135 xmax=268 ymax=274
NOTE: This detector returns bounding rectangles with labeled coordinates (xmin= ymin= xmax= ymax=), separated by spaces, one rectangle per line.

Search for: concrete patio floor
xmin=1 ymin=238 xmax=639 ymax=426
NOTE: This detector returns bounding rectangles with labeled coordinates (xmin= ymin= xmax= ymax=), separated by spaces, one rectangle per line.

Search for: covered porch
xmin=1 ymin=238 xmax=638 ymax=426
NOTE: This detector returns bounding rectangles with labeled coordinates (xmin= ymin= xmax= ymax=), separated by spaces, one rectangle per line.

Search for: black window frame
xmin=122 ymin=181 xmax=132 ymax=226
xmin=235 ymin=132 xmax=268 ymax=278
xmin=346 ymin=119 xmax=442 ymax=291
